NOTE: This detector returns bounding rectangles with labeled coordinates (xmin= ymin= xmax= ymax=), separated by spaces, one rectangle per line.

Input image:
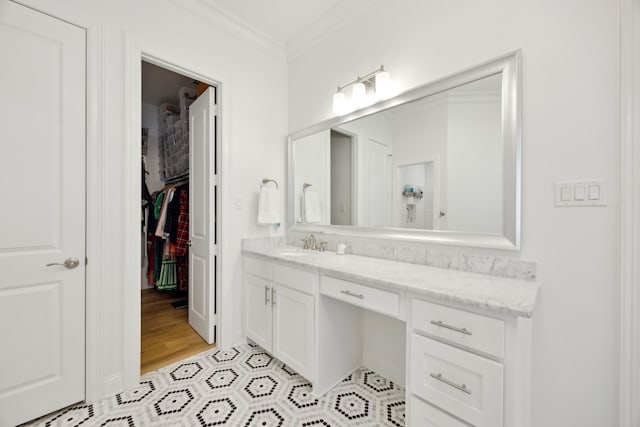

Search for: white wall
xmin=288 ymin=1 xmax=620 ymax=426
xmin=392 ymin=96 xmax=447 ymax=229
xmin=19 ymin=0 xmax=288 ymax=400
xmin=447 ymin=94 xmax=502 ymax=233
xmin=338 ymin=114 xmax=392 ymax=226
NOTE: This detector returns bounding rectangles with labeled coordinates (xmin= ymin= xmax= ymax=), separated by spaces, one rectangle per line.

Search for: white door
xmin=188 ymin=87 xmax=217 ymax=344
xmin=0 ymin=3 xmax=86 ymax=426
xmin=244 ymin=275 xmax=272 ymax=351
xmin=367 ymin=139 xmax=392 ymax=227
xmin=272 ymin=284 xmax=314 ymax=379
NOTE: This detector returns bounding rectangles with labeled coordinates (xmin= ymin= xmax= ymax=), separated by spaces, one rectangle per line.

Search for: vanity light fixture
xmin=333 ymin=65 xmax=391 ymax=115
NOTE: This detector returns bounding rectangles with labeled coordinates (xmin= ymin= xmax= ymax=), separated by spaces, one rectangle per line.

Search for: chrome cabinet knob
xmin=46 ymin=258 xmax=80 ymax=269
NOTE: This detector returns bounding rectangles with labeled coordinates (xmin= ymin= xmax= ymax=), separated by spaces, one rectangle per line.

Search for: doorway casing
xmin=620 ymin=0 xmax=640 ymax=425
xmin=122 ymin=38 xmax=229 ymax=392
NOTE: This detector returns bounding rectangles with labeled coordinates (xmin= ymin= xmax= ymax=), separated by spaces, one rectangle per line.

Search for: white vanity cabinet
xmin=408 ymin=296 xmax=531 ymax=427
xmin=243 ymin=247 xmax=536 ymax=426
xmin=244 ymin=256 xmax=316 ymax=380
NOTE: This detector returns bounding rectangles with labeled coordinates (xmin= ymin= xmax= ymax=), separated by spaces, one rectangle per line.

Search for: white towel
xmin=303 ymin=189 xmax=321 ymax=223
xmin=257 ymin=186 xmax=281 ymax=225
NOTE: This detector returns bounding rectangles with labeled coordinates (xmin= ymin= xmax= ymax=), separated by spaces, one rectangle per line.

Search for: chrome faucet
xmin=302 ymin=233 xmax=318 ymax=250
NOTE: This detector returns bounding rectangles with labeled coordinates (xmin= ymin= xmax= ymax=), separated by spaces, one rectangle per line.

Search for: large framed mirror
xmin=287 ymin=51 xmax=521 ymax=250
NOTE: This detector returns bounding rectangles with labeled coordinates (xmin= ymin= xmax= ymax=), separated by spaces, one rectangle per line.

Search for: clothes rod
xmin=165 ymin=173 xmax=189 ymax=185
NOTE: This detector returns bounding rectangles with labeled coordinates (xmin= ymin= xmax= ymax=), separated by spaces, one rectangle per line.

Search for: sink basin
xmin=278 ymin=251 xmax=310 ymax=257
xmin=276 ymin=250 xmax=310 ymax=257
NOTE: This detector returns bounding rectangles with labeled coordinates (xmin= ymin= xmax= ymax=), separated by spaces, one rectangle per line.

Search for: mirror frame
xmin=287 ymin=50 xmax=521 ymax=250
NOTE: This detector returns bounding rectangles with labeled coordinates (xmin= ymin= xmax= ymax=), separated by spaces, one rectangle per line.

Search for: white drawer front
xmin=244 ymin=256 xmax=273 ymax=280
xmin=320 ymin=275 xmax=400 ymax=318
xmin=411 ymin=334 xmax=503 ymax=427
xmin=412 ymin=298 xmax=505 ymax=358
xmin=411 ymin=396 xmax=471 ymax=426
xmin=274 ymin=263 xmax=316 ymax=294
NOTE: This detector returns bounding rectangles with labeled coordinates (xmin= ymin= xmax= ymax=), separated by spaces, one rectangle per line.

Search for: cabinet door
xmin=272 ymin=284 xmax=314 ymax=379
xmin=245 ymin=274 xmax=272 ymax=352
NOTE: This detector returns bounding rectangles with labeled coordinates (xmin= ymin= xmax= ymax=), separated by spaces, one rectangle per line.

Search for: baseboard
xmin=103 ymin=373 xmax=124 ymax=398
xmin=231 ymin=330 xmax=246 ymax=349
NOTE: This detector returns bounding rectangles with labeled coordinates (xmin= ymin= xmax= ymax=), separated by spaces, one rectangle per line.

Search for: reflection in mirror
xmin=294 ymin=73 xmax=502 ymax=234
xmin=289 ymin=51 xmax=521 ymax=249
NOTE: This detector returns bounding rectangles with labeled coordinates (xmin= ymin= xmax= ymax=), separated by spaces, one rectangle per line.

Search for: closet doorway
xmin=140 ymin=61 xmax=218 ymax=374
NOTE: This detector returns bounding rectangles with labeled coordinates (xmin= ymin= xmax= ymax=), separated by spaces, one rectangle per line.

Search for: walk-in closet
xmin=140 ymin=61 xmax=216 ymax=374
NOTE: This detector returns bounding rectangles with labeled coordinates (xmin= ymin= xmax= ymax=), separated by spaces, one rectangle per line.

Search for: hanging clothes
xmin=146 ymin=191 xmax=159 ymax=285
xmin=146 ymin=180 xmax=189 ymax=290
xmin=157 ymin=242 xmax=178 ymax=291
xmin=175 ymin=189 xmax=189 ymax=256
xmin=155 ymin=187 xmax=175 ymax=237
xmin=175 ymin=188 xmax=189 ymax=291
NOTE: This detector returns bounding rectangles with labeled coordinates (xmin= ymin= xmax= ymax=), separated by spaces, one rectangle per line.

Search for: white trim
xmin=620 ymin=0 xmax=640 ymax=426
xmin=123 ymin=37 xmax=231 ymax=390
xmin=122 ymin=35 xmax=142 ymax=392
xmin=285 ymin=0 xmax=376 ymax=61
xmin=84 ymin=22 xmax=105 ymax=403
xmin=173 ymin=0 xmax=285 ymax=60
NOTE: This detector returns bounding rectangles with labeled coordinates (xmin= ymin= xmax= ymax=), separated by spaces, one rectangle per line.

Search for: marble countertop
xmin=243 ymin=245 xmax=539 ymax=318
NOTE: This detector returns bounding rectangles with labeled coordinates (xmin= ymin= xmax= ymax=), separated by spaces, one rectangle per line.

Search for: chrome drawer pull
xmin=430 ymin=373 xmax=472 ymax=395
xmin=340 ymin=290 xmax=364 ymax=299
xmin=430 ymin=320 xmax=472 ymax=336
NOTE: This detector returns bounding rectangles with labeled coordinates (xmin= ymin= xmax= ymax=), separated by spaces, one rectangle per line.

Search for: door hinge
xmin=212 ymin=314 xmax=218 ymax=325
xmin=212 ymin=244 xmax=218 ymax=256
xmin=212 ymin=174 xmax=218 ymax=186
xmin=213 ymin=105 xmax=219 ymax=116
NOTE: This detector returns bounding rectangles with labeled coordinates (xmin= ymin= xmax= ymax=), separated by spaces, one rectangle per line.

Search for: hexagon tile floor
xmin=24 ymin=343 xmax=405 ymax=426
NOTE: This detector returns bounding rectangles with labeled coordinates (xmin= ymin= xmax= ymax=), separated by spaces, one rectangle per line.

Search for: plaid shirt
xmin=175 ymin=190 xmax=189 ymax=257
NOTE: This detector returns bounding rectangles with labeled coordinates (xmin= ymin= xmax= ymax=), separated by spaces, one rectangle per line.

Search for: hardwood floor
xmin=141 ymin=288 xmax=216 ymax=375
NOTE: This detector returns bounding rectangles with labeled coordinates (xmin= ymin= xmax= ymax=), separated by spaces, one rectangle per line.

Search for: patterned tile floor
xmin=25 ymin=343 xmax=405 ymax=426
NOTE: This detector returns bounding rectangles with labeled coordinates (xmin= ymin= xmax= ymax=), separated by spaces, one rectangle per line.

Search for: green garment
xmin=154 ymin=191 xmax=165 ymax=220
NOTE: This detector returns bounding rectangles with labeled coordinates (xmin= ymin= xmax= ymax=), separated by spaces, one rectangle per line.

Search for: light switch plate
xmin=555 ymin=180 xmax=607 ymax=207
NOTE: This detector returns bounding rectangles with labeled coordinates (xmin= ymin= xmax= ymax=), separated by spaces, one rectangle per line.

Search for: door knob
xmin=46 ymin=258 xmax=80 ymax=269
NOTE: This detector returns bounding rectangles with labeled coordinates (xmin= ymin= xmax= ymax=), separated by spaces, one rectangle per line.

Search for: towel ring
xmin=262 ymin=178 xmax=278 ymax=189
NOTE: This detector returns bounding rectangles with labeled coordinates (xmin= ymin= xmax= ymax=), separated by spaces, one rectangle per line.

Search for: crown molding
xmin=175 ymin=0 xmax=286 ymax=60
xmin=285 ymin=0 xmax=376 ymax=62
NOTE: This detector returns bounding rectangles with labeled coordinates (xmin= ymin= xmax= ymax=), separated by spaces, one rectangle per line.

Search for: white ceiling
xmin=206 ymin=0 xmax=373 ymax=49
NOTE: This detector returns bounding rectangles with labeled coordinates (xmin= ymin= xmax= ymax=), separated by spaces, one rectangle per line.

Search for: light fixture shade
xmin=352 ymin=82 xmax=366 ymax=107
xmin=375 ymin=70 xmax=391 ymax=98
xmin=333 ymin=92 xmax=346 ymax=115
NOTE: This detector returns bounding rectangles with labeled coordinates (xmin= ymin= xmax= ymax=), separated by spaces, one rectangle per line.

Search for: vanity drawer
xmin=320 ymin=275 xmax=400 ymax=318
xmin=273 ymin=263 xmax=316 ymax=294
xmin=411 ymin=334 xmax=503 ymax=427
xmin=412 ymin=299 xmax=505 ymax=358
xmin=410 ymin=396 xmax=471 ymax=426
xmin=244 ymin=256 xmax=273 ymax=280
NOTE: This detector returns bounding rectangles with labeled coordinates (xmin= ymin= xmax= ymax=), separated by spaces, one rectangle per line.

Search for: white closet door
xmin=367 ymin=139 xmax=392 ymax=227
xmin=0 ymin=3 xmax=86 ymax=426
xmin=188 ymin=87 xmax=217 ymax=344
